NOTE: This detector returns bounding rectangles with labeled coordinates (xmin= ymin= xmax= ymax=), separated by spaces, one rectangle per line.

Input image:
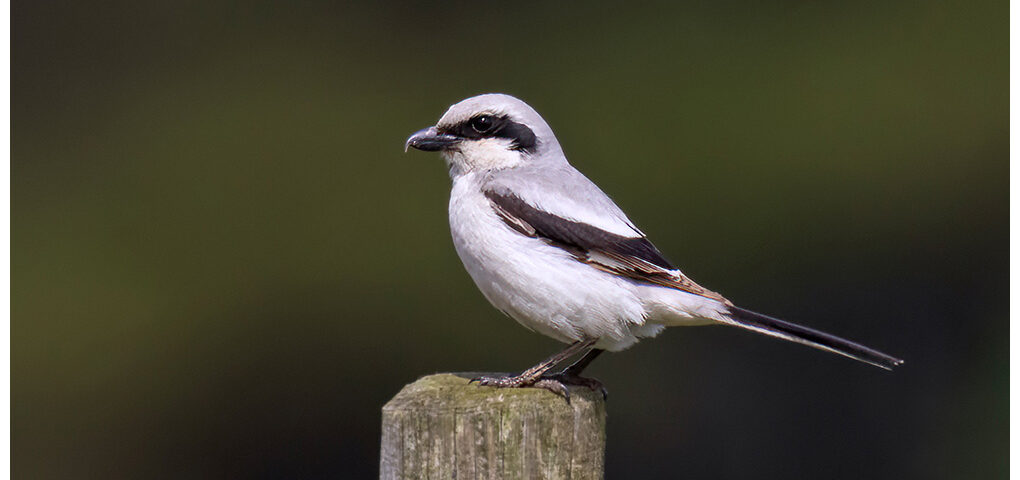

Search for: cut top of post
xmin=380 ymin=373 xmax=606 ymax=480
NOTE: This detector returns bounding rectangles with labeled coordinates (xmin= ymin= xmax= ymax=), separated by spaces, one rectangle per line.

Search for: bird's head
xmin=405 ymin=93 xmax=563 ymax=176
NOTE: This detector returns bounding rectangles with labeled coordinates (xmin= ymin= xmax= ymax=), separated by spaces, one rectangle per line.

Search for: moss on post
xmin=380 ymin=373 xmax=606 ymax=480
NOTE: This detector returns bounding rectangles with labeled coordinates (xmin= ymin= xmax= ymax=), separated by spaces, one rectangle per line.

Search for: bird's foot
xmin=469 ymin=372 xmax=607 ymax=404
xmin=469 ymin=373 xmax=538 ymax=389
xmin=541 ymin=372 xmax=608 ymax=401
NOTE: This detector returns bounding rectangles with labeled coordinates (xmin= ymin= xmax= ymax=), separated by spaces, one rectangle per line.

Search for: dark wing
xmin=484 ymin=190 xmax=729 ymax=303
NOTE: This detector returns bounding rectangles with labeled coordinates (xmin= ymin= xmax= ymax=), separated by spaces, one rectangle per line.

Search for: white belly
xmin=447 ymin=173 xmax=665 ymax=351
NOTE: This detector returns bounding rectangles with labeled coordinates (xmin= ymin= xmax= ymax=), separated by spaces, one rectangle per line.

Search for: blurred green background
xmin=13 ymin=1 xmax=1006 ymax=478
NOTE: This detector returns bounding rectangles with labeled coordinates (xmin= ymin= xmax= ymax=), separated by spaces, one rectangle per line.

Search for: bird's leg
xmin=470 ymin=339 xmax=597 ymax=395
xmin=562 ymin=348 xmax=604 ymax=376
xmin=540 ymin=349 xmax=608 ymax=400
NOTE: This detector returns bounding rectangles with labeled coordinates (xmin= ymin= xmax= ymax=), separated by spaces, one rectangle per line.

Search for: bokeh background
xmin=13 ymin=1 xmax=1006 ymax=478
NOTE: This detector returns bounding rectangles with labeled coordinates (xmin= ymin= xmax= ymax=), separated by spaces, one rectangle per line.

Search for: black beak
xmin=404 ymin=126 xmax=461 ymax=152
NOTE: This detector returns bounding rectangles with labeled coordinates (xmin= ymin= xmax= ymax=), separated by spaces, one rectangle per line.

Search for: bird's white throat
xmin=443 ymin=137 xmax=527 ymax=177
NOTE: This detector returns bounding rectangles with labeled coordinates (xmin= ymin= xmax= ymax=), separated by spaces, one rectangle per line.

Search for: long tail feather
xmin=718 ymin=306 xmax=904 ymax=370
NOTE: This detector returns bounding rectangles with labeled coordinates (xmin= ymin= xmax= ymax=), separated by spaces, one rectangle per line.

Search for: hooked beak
xmin=404 ymin=126 xmax=461 ymax=152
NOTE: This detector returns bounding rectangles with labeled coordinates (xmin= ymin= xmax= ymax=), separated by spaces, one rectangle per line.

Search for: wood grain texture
xmin=380 ymin=373 xmax=606 ymax=480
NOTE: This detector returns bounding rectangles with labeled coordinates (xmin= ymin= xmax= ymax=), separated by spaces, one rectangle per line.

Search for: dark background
xmin=13 ymin=1 xmax=1006 ymax=478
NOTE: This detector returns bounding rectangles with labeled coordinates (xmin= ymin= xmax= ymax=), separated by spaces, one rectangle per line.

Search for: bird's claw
xmin=533 ymin=378 xmax=572 ymax=403
xmin=468 ymin=372 xmax=607 ymax=403
xmin=543 ymin=372 xmax=608 ymax=400
xmin=469 ymin=373 xmax=531 ymax=388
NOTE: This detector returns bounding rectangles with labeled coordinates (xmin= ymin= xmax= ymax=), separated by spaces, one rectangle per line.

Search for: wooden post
xmin=380 ymin=373 xmax=606 ymax=480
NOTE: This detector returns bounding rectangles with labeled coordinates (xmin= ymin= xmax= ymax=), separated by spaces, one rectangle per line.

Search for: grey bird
xmin=405 ymin=93 xmax=902 ymax=398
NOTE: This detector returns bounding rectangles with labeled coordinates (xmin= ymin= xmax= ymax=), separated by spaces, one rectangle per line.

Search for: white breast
xmin=447 ymin=172 xmax=662 ymax=351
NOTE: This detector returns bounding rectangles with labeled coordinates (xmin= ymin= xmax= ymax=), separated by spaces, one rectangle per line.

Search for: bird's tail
xmin=716 ymin=306 xmax=904 ymax=370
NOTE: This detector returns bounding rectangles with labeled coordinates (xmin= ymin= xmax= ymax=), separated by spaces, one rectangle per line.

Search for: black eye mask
xmin=442 ymin=114 xmax=538 ymax=153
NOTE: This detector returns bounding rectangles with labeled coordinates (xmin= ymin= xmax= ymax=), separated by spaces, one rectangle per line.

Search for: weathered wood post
xmin=380 ymin=373 xmax=606 ymax=479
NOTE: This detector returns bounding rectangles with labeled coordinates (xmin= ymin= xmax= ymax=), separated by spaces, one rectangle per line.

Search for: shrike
xmin=405 ymin=93 xmax=902 ymax=398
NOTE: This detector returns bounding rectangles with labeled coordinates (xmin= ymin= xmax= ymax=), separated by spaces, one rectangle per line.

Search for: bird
xmin=404 ymin=93 xmax=902 ymax=399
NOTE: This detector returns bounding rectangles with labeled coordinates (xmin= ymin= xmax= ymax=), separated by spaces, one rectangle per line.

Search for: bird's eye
xmin=470 ymin=115 xmax=495 ymax=134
